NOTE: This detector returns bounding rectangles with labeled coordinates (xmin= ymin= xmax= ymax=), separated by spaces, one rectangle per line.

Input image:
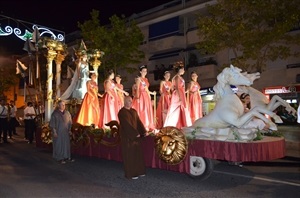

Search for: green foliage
xmin=196 ymin=0 xmax=300 ymax=71
xmin=78 ymin=10 xmax=145 ymax=79
xmin=253 ymin=130 xmax=263 ymax=141
xmin=262 ymin=130 xmax=283 ymax=137
xmin=0 ymin=62 xmax=17 ymax=97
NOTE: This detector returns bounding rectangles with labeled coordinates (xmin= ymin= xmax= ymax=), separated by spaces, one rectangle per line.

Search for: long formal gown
xmin=188 ymin=81 xmax=203 ymax=123
xmin=72 ymin=63 xmax=90 ymax=99
xmin=100 ymin=80 xmax=120 ymax=128
xmin=75 ymin=80 xmax=101 ymax=128
xmin=116 ymin=83 xmax=124 ymax=110
xmin=156 ymin=81 xmax=172 ymax=129
xmin=132 ymin=77 xmax=155 ymax=130
xmin=164 ymin=75 xmax=192 ymax=128
xmin=60 ymin=62 xmax=89 ymax=100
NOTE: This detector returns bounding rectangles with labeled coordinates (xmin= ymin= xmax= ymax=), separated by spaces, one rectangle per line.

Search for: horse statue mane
xmin=213 ymin=66 xmax=243 ymax=101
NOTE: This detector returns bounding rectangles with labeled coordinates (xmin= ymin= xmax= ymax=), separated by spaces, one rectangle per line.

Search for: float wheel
xmin=189 ymin=156 xmax=214 ymax=181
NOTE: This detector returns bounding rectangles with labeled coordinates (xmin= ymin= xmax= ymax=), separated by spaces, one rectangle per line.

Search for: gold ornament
xmin=155 ymin=126 xmax=188 ymax=165
xmin=41 ymin=123 xmax=52 ymax=144
xmin=71 ymin=123 xmax=91 ymax=147
xmin=70 ymin=120 xmax=120 ymax=147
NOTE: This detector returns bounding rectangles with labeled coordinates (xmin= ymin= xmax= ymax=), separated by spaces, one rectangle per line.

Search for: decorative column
xmin=54 ymin=43 xmax=66 ymax=99
xmin=89 ymin=49 xmax=104 ymax=84
xmin=44 ymin=39 xmax=57 ymax=122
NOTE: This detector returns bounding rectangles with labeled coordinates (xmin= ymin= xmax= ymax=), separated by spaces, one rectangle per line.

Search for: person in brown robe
xmin=118 ymin=96 xmax=147 ymax=179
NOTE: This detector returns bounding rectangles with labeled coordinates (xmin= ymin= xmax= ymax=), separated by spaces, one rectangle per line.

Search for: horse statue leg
xmin=226 ymin=108 xmax=277 ymax=131
xmin=267 ymin=95 xmax=297 ymax=117
xmin=251 ymin=106 xmax=283 ymax=124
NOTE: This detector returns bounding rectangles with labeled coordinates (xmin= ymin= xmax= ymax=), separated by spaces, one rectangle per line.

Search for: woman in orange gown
xmin=101 ymin=70 xmax=128 ymax=128
xmin=132 ymin=65 xmax=156 ymax=131
xmin=75 ymin=72 xmax=102 ymax=128
xmin=156 ymin=71 xmax=172 ymax=129
xmin=164 ymin=64 xmax=192 ymax=128
xmin=187 ymin=71 xmax=203 ymax=123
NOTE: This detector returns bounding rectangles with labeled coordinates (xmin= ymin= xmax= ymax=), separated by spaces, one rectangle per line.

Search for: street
xmin=0 ymin=127 xmax=299 ymax=198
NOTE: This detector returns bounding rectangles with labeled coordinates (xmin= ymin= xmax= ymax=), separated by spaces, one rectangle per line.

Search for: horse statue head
xmin=213 ymin=65 xmax=252 ymax=101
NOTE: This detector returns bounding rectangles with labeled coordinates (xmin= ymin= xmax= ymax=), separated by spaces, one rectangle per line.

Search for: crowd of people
xmin=0 ymin=99 xmax=44 ymax=144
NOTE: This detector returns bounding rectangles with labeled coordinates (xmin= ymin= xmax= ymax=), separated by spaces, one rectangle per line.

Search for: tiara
xmin=139 ymin=65 xmax=147 ymax=70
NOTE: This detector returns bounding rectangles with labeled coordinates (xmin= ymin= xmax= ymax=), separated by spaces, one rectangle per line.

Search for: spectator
xmin=24 ymin=101 xmax=36 ymax=144
xmin=0 ymin=99 xmax=9 ymax=143
xmin=8 ymin=100 xmax=18 ymax=138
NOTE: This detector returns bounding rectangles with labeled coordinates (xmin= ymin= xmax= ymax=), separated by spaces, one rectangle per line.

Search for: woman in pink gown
xmin=115 ymin=74 xmax=125 ymax=109
xmin=101 ymin=70 xmax=128 ymax=129
xmin=132 ymin=65 xmax=156 ymax=131
xmin=156 ymin=71 xmax=172 ymax=129
xmin=187 ymin=71 xmax=203 ymax=123
xmin=164 ymin=64 xmax=192 ymax=128
xmin=131 ymin=76 xmax=139 ymax=110
xmin=75 ymin=72 xmax=102 ymax=128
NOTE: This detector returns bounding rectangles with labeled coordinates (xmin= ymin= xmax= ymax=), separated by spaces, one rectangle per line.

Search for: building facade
xmin=122 ymin=0 xmax=300 ymax=113
xmin=63 ymin=0 xmax=300 ymax=114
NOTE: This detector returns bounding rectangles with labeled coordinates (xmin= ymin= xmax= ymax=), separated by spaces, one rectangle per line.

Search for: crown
xmin=75 ymin=40 xmax=87 ymax=57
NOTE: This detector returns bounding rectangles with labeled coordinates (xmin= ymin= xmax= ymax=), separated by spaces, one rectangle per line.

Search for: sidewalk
xmin=278 ymin=125 xmax=300 ymax=158
xmin=10 ymin=125 xmax=300 ymax=159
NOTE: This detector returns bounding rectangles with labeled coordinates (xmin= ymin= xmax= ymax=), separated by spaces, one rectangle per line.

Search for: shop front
xmin=200 ymin=86 xmax=239 ymax=116
xmin=263 ymin=85 xmax=300 ymax=107
xmin=263 ymin=85 xmax=300 ymax=124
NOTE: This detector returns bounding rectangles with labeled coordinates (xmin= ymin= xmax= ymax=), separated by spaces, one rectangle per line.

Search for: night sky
xmin=0 ymin=0 xmax=171 ymax=55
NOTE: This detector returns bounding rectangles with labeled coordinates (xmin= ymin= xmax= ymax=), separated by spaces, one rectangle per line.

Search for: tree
xmin=196 ymin=0 xmax=300 ymax=71
xmin=78 ymin=10 xmax=144 ymax=79
xmin=0 ymin=60 xmax=17 ymax=98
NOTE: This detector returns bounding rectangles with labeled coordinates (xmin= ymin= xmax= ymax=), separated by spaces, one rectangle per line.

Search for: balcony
xmin=142 ymin=33 xmax=185 ymax=53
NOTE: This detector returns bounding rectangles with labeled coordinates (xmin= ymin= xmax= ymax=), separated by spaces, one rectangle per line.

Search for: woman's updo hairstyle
xmin=239 ymin=93 xmax=249 ymax=100
xmin=105 ymin=69 xmax=114 ymax=78
xmin=173 ymin=61 xmax=184 ymax=73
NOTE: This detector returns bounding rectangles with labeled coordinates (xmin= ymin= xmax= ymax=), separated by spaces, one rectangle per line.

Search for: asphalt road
xmin=0 ymin=127 xmax=299 ymax=198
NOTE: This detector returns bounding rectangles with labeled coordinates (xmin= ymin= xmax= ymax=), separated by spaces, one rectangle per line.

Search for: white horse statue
xmin=183 ymin=65 xmax=282 ymax=141
xmin=237 ymin=85 xmax=297 ymax=117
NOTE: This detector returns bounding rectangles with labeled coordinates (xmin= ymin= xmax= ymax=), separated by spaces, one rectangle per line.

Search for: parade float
xmin=4 ymin=15 xmax=293 ymax=181
xmin=36 ymin=63 xmax=292 ymax=180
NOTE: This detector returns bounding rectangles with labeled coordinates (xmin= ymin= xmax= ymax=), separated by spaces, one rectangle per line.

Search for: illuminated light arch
xmin=0 ymin=24 xmax=65 ymax=42
xmin=0 ymin=15 xmax=65 ymax=42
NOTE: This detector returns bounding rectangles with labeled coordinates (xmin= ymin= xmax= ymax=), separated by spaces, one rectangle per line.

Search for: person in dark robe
xmin=49 ymin=100 xmax=74 ymax=164
xmin=118 ymin=96 xmax=147 ymax=179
